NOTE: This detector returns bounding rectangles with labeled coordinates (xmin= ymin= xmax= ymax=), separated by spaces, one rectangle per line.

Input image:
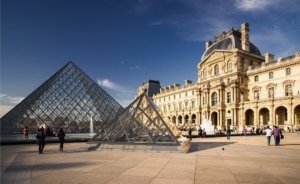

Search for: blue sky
xmin=1 ymin=0 xmax=300 ymax=117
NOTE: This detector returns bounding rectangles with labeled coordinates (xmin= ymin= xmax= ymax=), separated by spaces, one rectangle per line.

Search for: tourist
xmin=226 ymin=126 xmax=231 ymax=140
xmin=198 ymin=127 xmax=202 ymax=138
xmin=58 ymin=128 xmax=66 ymax=151
xmin=203 ymin=128 xmax=206 ymax=138
xmin=36 ymin=128 xmax=46 ymax=154
xmin=265 ymin=126 xmax=272 ymax=146
xmin=273 ymin=126 xmax=280 ymax=146
xmin=23 ymin=127 xmax=29 ymax=139
xmin=188 ymin=127 xmax=192 ymax=140
xmin=242 ymin=126 xmax=247 ymax=136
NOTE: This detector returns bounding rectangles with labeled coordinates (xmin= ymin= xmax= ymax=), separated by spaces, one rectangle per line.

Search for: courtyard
xmin=1 ymin=133 xmax=300 ymax=184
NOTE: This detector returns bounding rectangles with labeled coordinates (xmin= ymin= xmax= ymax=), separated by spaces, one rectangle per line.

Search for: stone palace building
xmin=137 ymin=23 xmax=300 ymax=132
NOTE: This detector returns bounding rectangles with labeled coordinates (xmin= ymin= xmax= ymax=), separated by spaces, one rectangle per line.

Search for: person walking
xmin=36 ymin=128 xmax=46 ymax=154
xmin=58 ymin=128 xmax=66 ymax=151
xmin=273 ymin=126 xmax=280 ymax=146
xmin=188 ymin=127 xmax=192 ymax=141
xmin=242 ymin=126 xmax=247 ymax=136
xmin=265 ymin=126 xmax=272 ymax=146
xmin=226 ymin=126 xmax=231 ymax=140
xmin=198 ymin=127 xmax=203 ymax=138
xmin=23 ymin=127 xmax=29 ymax=139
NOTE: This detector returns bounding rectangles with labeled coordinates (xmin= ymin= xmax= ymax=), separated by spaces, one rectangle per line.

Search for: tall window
xmin=227 ymin=61 xmax=232 ymax=72
xmin=191 ymin=101 xmax=195 ymax=109
xmin=285 ymin=84 xmax=292 ymax=96
xmin=203 ymin=69 xmax=207 ymax=79
xmin=203 ymin=97 xmax=206 ymax=105
xmin=254 ymin=75 xmax=259 ymax=82
xmin=269 ymin=72 xmax=273 ymax=79
xmin=214 ymin=64 xmax=219 ymax=76
xmin=254 ymin=90 xmax=259 ymax=100
xmin=168 ymin=104 xmax=171 ymax=111
xmin=185 ymin=101 xmax=189 ymax=109
xmin=227 ymin=78 xmax=230 ymax=84
xmin=185 ymin=92 xmax=188 ymax=97
xmin=268 ymin=87 xmax=274 ymax=98
xmin=179 ymin=102 xmax=182 ymax=110
xmin=286 ymin=68 xmax=291 ymax=75
xmin=211 ymin=92 xmax=218 ymax=106
xmin=227 ymin=92 xmax=231 ymax=103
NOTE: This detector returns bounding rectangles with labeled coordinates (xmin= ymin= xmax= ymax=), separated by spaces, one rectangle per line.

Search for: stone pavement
xmin=1 ymin=133 xmax=300 ymax=184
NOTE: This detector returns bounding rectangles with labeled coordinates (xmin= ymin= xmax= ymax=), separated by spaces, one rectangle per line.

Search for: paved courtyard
xmin=1 ymin=133 xmax=300 ymax=184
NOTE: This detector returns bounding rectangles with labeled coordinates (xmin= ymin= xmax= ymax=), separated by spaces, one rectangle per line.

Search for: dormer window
xmin=286 ymin=68 xmax=291 ymax=75
xmin=203 ymin=69 xmax=207 ymax=79
xmin=214 ymin=64 xmax=219 ymax=76
xmin=227 ymin=61 xmax=232 ymax=72
xmin=254 ymin=75 xmax=259 ymax=82
xmin=269 ymin=72 xmax=273 ymax=79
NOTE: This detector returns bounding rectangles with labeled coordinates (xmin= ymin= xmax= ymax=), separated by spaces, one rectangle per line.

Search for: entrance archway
xmin=259 ymin=108 xmax=269 ymax=125
xmin=275 ymin=106 xmax=287 ymax=125
xmin=184 ymin=115 xmax=189 ymax=125
xmin=245 ymin=109 xmax=254 ymax=126
xmin=294 ymin=105 xmax=300 ymax=125
xmin=191 ymin=114 xmax=196 ymax=125
xmin=178 ymin=116 xmax=182 ymax=125
xmin=211 ymin=112 xmax=218 ymax=127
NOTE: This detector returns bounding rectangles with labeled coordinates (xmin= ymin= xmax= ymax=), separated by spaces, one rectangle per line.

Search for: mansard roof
xmin=201 ymin=29 xmax=261 ymax=60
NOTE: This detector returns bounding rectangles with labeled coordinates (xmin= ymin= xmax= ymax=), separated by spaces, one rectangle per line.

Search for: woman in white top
xmin=265 ymin=126 xmax=272 ymax=146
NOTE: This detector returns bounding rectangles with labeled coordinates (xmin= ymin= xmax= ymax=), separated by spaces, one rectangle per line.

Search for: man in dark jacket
xmin=58 ymin=128 xmax=66 ymax=151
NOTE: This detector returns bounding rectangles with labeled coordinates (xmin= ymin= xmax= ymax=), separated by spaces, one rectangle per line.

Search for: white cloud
xmin=0 ymin=105 xmax=14 ymax=118
xmin=97 ymin=79 xmax=136 ymax=107
xmin=0 ymin=93 xmax=7 ymax=98
xmin=234 ymin=0 xmax=282 ymax=11
xmin=130 ymin=66 xmax=140 ymax=70
xmin=0 ymin=94 xmax=24 ymax=117
xmin=8 ymin=96 xmax=24 ymax=104
xmin=0 ymin=93 xmax=24 ymax=104
xmin=251 ymin=27 xmax=298 ymax=58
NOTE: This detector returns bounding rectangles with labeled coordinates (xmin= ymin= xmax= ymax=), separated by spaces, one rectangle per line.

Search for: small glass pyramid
xmin=92 ymin=92 xmax=179 ymax=145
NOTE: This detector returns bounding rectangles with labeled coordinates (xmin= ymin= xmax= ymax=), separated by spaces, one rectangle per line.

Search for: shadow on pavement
xmin=189 ymin=141 xmax=236 ymax=153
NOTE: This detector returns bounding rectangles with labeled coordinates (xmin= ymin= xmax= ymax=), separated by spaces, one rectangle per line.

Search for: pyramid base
xmin=95 ymin=143 xmax=189 ymax=153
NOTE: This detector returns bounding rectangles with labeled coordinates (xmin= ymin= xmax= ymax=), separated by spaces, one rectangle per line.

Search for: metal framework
xmin=92 ymin=92 xmax=179 ymax=145
xmin=0 ymin=62 xmax=123 ymax=133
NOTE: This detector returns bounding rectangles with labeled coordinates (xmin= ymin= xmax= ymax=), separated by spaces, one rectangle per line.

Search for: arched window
xmin=269 ymin=72 xmax=273 ymax=79
xmin=211 ymin=92 xmax=218 ymax=106
xmin=203 ymin=69 xmax=207 ymax=79
xmin=286 ymin=68 xmax=291 ymax=75
xmin=227 ymin=61 xmax=232 ymax=72
xmin=214 ymin=64 xmax=219 ymax=76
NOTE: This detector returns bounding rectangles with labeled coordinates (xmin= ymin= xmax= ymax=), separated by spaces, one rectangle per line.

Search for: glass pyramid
xmin=0 ymin=61 xmax=123 ymax=134
xmin=92 ymin=92 xmax=179 ymax=145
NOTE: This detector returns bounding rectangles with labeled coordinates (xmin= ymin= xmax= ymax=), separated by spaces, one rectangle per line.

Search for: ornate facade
xmin=139 ymin=23 xmax=300 ymax=132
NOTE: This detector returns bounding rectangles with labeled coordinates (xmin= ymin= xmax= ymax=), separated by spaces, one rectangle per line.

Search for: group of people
xmin=188 ymin=127 xmax=207 ymax=140
xmin=35 ymin=127 xmax=66 ymax=154
xmin=264 ymin=126 xmax=284 ymax=146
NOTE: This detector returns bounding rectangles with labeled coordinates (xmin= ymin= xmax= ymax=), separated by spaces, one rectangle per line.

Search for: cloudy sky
xmin=1 ymin=0 xmax=300 ymax=117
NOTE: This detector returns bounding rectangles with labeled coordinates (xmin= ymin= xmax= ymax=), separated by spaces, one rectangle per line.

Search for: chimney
xmin=205 ymin=41 xmax=212 ymax=50
xmin=264 ymin=53 xmax=274 ymax=64
xmin=184 ymin=80 xmax=192 ymax=86
xmin=241 ymin=22 xmax=249 ymax=52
